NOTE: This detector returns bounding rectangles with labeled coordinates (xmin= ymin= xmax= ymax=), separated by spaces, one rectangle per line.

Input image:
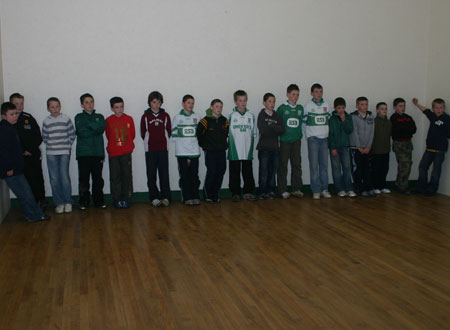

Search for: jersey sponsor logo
xmin=233 ymin=124 xmax=251 ymax=132
xmin=287 ymin=118 xmax=300 ymax=128
xmin=435 ymin=120 xmax=444 ymax=126
xmin=285 ymin=110 xmax=290 ymax=115
xmin=314 ymin=116 xmax=326 ymax=125
xmin=182 ymin=127 xmax=196 ymax=136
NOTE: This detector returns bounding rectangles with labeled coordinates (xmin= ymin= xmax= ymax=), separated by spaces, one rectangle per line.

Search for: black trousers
xmin=370 ymin=153 xmax=389 ymax=190
xmin=145 ymin=151 xmax=171 ymax=201
xmin=204 ymin=151 xmax=226 ymax=199
xmin=77 ymin=156 xmax=105 ymax=206
xmin=23 ymin=154 xmax=46 ymax=204
xmin=109 ymin=153 xmax=133 ymax=203
xmin=351 ymin=149 xmax=372 ymax=193
xmin=229 ymin=160 xmax=255 ymax=195
xmin=177 ymin=157 xmax=200 ymax=202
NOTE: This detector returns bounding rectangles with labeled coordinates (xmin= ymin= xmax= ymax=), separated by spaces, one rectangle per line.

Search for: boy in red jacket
xmin=105 ymin=97 xmax=135 ymax=208
xmin=140 ymin=91 xmax=172 ymax=207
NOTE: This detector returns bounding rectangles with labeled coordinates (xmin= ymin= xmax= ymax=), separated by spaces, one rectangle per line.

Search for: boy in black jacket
xmin=0 ymin=102 xmax=50 ymax=222
xmin=197 ymin=99 xmax=229 ymax=203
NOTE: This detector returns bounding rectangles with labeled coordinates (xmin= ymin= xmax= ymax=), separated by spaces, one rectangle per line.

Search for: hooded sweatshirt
xmin=348 ymin=110 xmax=374 ymax=148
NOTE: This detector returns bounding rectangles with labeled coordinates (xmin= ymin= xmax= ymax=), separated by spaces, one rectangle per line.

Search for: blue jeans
xmin=307 ymin=137 xmax=329 ymax=193
xmin=258 ymin=150 xmax=279 ymax=195
xmin=47 ymin=154 xmax=72 ymax=205
xmin=417 ymin=150 xmax=445 ymax=193
xmin=5 ymin=174 xmax=45 ymax=221
xmin=330 ymin=148 xmax=353 ymax=192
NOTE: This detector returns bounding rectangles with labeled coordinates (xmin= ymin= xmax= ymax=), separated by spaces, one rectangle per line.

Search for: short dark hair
xmin=376 ymin=102 xmax=387 ymax=109
xmin=80 ymin=93 xmax=94 ymax=104
xmin=47 ymin=97 xmax=61 ymax=108
xmin=356 ymin=96 xmax=368 ymax=104
xmin=233 ymin=90 xmax=247 ymax=101
xmin=148 ymin=91 xmax=163 ymax=105
xmin=287 ymin=84 xmax=299 ymax=93
xmin=9 ymin=93 xmax=24 ymax=101
xmin=210 ymin=99 xmax=223 ymax=106
xmin=263 ymin=93 xmax=275 ymax=102
xmin=182 ymin=94 xmax=194 ymax=103
xmin=393 ymin=98 xmax=405 ymax=107
xmin=311 ymin=83 xmax=323 ymax=93
xmin=334 ymin=97 xmax=346 ymax=108
xmin=432 ymin=98 xmax=446 ymax=107
xmin=1 ymin=102 xmax=16 ymax=115
xmin=110 ymin=96 xmax=124 ymax=107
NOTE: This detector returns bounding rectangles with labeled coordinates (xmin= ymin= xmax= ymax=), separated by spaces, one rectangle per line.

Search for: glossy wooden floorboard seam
xmin=0 ymin=193 xmax=449 ymax=329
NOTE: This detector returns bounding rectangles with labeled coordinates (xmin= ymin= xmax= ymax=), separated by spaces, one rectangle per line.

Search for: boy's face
xmin=11 ymin=97 xmax=24 ymax=113
xmin=235 ymin=96 xmax=247 ymax=111
xmin=394 ymin=102 xmax=406 ymax=114
xmin=356 ymin=100 xmax=369 ymax=113
xmin=182 ymin=98 xmax=195 ymax=113
xmin=81 ymin=97 xmax=95 ymax=113
xmin=1 ymin=109 xmax=20 ymax=124
xmin=287 ymin=90 xmax=299 ymax=105
xmin=377 ymin=104 xmax=388 ymax=117
xmin=149 ymin=99 xmax=162 ymax=112
xmin=48 ymin=101 xmax=61 ymax=117
xmin=311 ymin=88 xmax=323 ymax=102
xmin=335 ymin=105 xmax=346 ymax=115
xmin=211 ymin=102 xmax=223 ymax=117
xmin=432 ymin=103 xmax=446 ymax=116
xmin=263 ymin=96 xmax=276 ymax=112
xmin=111 ymin=102 xmax=124 ymax=117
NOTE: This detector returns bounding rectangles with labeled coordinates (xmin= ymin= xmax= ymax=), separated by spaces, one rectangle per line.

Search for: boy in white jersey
xmin=172 ymin=95 xmax=201 ymax=205
xmin=228 ymin=90 xmax=257 ymax=202
xmin=304 ymin=83 xmax=331 ymax=200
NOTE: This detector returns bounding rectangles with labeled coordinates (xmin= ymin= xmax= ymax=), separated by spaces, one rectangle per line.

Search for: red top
xmin=105 ymin=114 xmax=135 ymax=157
xmin=140 ymin=109 xmax=171 ymax=151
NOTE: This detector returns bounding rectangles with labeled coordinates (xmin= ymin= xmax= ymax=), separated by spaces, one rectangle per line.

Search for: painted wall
xmin=0 ymin=0 xmax=432 ymax=197
xmin=427 ymin=0 xmax=450 ymax=196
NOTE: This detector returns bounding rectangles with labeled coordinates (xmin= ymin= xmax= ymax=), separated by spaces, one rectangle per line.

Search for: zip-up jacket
xmin=14 ymin=111 xmax=42 ymax=156
xmin=328 ymin=110 xmax=353 ymax=150
xmin=75 ymin=110 xmax=106 ymax=158
xmin=0 ymin=120 xmax=24 ymax=178
xmin=196 ymin=111 xmax=229 ymax=151
xmin=349 ymin=110 xmax=374 ymax=148
xmin=371 ymin=115 xmax=392 ymax=154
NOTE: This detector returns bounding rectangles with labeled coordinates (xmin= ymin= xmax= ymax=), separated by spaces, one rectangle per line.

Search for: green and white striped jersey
xmin=227 ymin=107 xmax=257 ymax=160
xmin=171 ymin=110 xmax=200 ymax=157
xmin=303 ymin=98 xmax=331 ymax=139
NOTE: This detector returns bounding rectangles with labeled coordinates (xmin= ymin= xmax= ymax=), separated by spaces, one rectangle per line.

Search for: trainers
xmin=151 ymin=199 xmax=162 ymax=207
xmin=258 ymin=193 xmax=268 ymax=200
xmin=337 ymin=191 xmax=347 ymax=198
xmin=78 ymin=203 xmax=87 ymax=210
xmin=96 ymin=204 xmax=107 ymax=209
xmin=28 ymin=214 xmax=51 ymax=223
xmin=232 ymin=195 xmax=241 ymax=202
xmin=381 ymin=188 xmax=391 ymax=194
xmin=291 ymin=190 xmax=304 ymax=198
xmin=347 ymin=191 xmax=357 ymax=198
xmin=184 ymin=200 xmax=194 ymax=206
xmin=113 ymin=201 xmax=122 ymax=208
xmin=55 ymin=205 xmax=65 ymax=214
xmin=192 ymin=199 xmax=201 ymax=205
xmin=281 ymin=192 xmax=290 ymax=199
xmin=213 ymin=198 xmax=221 ymax=204
xmin=372 ymin=189 xmax=381 ymax=195
xmin=313 ymin=193 xmax=320 ymax=200
xmin=268 ymin=192 xmax=276 ymax=199
xmin=64 ymin=204 xmax=72 ymax=213
xmin=161 ymin=199 xmax=170 ymax=207
xmin=361 ymin=191 xmax=370 ymax=197
xmin=242 ymin=193 xmax=257 ymax=201
xmin=321 ymin=190 xmax=332 ymax=198
xmin=205 ymin=198 xmax=214 ymax=203
xmin=122 ymin=200 xmax=130 ymax=208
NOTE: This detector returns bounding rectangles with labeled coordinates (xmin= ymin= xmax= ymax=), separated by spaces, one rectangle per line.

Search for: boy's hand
xmin=412 ymin=98 xmax=426 ymax=111
xmin=358 ymin=147 xmax=364 ymax=153
xmin=7 ymin=170 xmax=14 ymax=176
xmin=364 ymin=147 xmax=371 ymax=154
xmin=23 ymin=151 xmax=32 ymax=156
xmin=339 ymin=113 xmax=346 ymax=121
xmin=331 ymin=149 xmax=338 ymax=157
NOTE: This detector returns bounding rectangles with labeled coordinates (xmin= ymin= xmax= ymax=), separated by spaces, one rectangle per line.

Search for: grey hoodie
xmin=348 ymin=110 xmax=374 ymax=148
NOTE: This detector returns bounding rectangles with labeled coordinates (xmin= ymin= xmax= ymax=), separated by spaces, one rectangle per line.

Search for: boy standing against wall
xmin=303 ymin=83 xmax=331 ymax=200
xmin=276 ymin=84 xmax=303 ymax=199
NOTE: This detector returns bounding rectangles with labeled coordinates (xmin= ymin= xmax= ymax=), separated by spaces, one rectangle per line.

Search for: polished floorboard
xmin=0 ymin=193 xmax=449 ymax=330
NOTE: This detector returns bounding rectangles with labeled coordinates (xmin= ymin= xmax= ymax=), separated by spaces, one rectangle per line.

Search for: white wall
xmin=0 ymin=0 xmax=432 ymax=197
xmin=427 ymin=0 xmax=450 ymax=196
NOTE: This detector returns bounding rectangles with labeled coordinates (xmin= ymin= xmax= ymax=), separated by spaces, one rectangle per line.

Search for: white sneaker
xmin=151 ymin=199 xmax=162 ymax=207
xmin=347 ymin=191 xmax=357 ymax=198
xmin=161 ymin=199 xmax=170 ymax=207
xmin=381 ymin=188 xmax=391 ymax=194
xmin=372 ymin=189 xmax=381 ymax=195
xmin=321 ymin=190 xmax=332 ymax=198
xmin=55 ymin=205 xmax=64 ymax=214
xmin=291 ymin=190 xmax=304 ymax=197
xmin=313 ymin=193 xmax=320 ymax=200
xmin=281 ymin=192 xmax=290 ymax=199
xmin=337 ymin=191 xmax=346 ymax=197
xmin=64 ymin=203 xmax=72 ymax=213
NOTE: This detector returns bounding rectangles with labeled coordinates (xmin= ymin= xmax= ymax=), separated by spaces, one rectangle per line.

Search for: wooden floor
xmin=0 ymin=193 xmax=449 ymax=330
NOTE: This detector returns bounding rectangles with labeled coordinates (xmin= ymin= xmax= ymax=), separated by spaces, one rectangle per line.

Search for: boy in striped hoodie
xmin=42 ymin=97 xmax=76 ymax=213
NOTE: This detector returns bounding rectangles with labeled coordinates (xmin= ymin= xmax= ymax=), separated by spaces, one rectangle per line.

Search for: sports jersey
xmin=172 ymin=110 xmax=200 ymax=157
xmin=276 ymin=101 xmax=303 ymax=142
xmin=227 ymin=107 xmax=257 ymax=160
xmin=303 ymin=98 xmax=331 ymax=139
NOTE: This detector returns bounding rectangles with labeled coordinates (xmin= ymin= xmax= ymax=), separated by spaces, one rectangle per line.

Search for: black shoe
xmin=28 ymin=214 xmax=51 ymax=223
xmin=96 ymin=204 xmax=107 ymax=209
xmin=213 ymin=197 xmax=221 ymax=204
xmin=78 ymin=203 xmax=88 ymax=210
xmin=38 ymin=200 xmax=48 ymax=210
xmin=232 ymin=195 xmax=241 ymax=202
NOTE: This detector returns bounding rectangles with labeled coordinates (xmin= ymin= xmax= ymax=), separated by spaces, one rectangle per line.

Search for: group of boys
xmin=1 ymin=84 xmax=449 ymax=222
